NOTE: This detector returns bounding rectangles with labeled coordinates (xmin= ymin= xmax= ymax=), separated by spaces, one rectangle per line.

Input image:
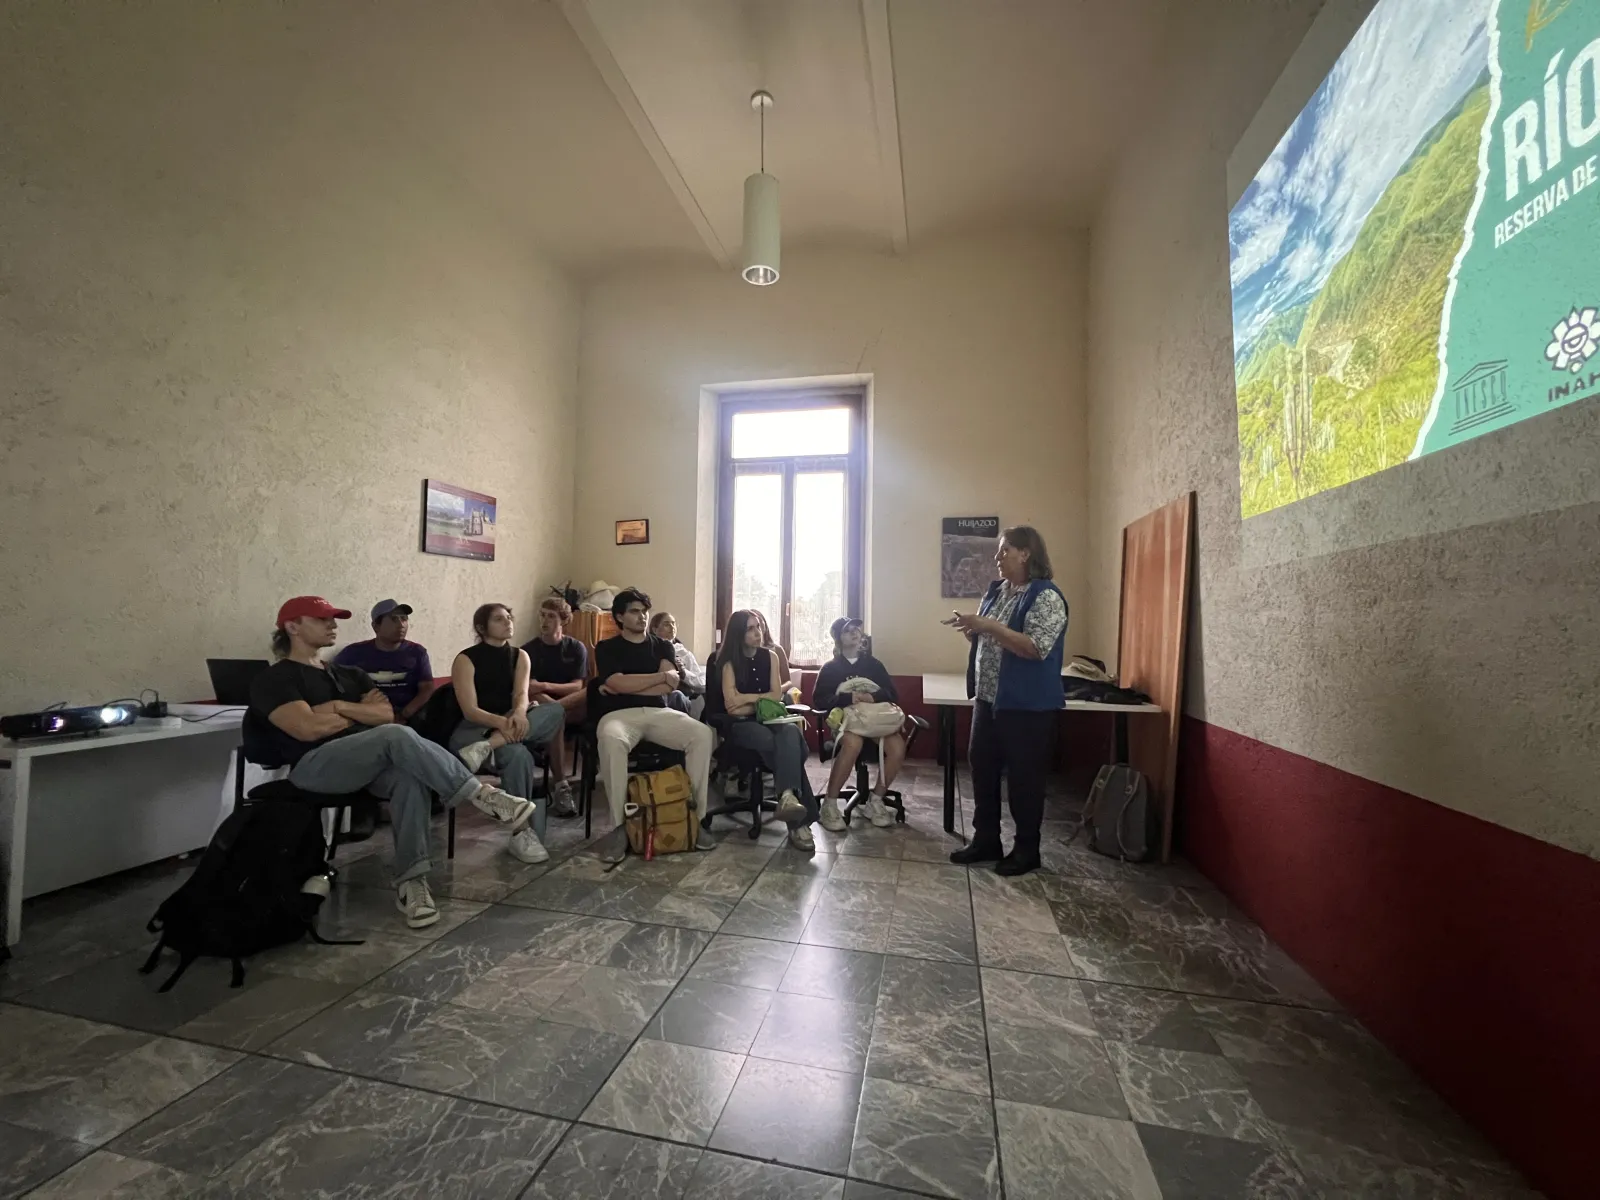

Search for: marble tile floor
xmin=0 ymin=763 xmax=1541 ymax=1198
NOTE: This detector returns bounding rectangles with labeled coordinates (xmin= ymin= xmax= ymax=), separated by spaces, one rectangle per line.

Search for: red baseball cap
xmin=276 ymin=596 xmax=353 ymax=627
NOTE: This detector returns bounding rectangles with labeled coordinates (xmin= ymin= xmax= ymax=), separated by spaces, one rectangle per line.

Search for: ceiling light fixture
xmin=742 ymin=90 xmax=779 ymax=285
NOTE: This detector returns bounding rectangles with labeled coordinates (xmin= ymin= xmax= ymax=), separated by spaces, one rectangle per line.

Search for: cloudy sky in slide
xmin=1229 ymin=0 xmax=1492 ymax=356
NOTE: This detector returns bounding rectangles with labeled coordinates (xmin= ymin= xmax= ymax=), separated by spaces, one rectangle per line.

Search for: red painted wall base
xmin=1178 ymin=715 xmax=1599 ymax=1200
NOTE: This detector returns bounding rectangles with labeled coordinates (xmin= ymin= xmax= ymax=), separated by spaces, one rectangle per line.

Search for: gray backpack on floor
xmin=1078 ymin=764 xmax=1157 ymax=862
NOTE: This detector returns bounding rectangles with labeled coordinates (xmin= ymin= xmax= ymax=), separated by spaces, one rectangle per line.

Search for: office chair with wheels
xmin=809 ymin=638 xmax=928 ymax=824
xmin=699 ymin=712 xmax=780 ymax=839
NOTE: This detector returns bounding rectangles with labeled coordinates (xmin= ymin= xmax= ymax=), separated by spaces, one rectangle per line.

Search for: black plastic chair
xmin=235 ymin=712 xmax=380 ymax=874
xmin=575 ymin=722 xmax=687 ymax=839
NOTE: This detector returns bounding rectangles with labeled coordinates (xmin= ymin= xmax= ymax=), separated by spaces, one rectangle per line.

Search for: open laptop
xmin=206 ymin=658 xmax=270 ymax=705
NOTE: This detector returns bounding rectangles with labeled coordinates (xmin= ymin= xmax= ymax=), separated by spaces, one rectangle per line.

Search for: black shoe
xmin=949 ymin=841 xmax=1004 ymax=865
xmin=995 ymin=849 xmax=1042 ymax=877
xmin=551 ymin=791 xmax=579 ymax=819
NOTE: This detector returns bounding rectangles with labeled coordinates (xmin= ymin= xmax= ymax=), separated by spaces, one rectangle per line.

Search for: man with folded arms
xmin=250 ymin=596 xmax=539 ymax=929
xmin=592 ymin=588 xmax=716 ymax=847
xmin=333 ymin=598 xmax=437 ymax=723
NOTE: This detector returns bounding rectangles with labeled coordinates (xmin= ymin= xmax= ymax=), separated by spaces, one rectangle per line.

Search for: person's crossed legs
xmin=290 ymin=723 xmax=535 ymax=928
xmin=449 ymin=703 xmax=565 ymax=861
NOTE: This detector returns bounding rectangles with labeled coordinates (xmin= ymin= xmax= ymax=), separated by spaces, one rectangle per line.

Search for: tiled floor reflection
xmin=0 ymin=764 xmax=1540 ymax=1198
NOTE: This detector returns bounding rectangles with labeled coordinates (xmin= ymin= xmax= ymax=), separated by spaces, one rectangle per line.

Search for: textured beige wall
xmin=1086 ymin=0 xmax=1600 ymax=856
xmin=572 ymin=234 xmax=1089 ymax=670
xmin=0 ymin=3 xmax=579 ymax=712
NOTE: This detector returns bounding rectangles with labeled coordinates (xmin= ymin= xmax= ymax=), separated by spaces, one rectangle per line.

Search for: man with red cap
xmin=248 ymin=596 xmax=540 ymax=929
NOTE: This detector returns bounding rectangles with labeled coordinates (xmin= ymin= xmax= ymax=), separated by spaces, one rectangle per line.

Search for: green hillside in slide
xmin=1237 ymin=80 xmax=1490 ymax=518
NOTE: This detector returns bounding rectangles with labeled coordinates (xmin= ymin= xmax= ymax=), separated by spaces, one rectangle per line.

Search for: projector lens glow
xmin=100 ymin=706 xmax=125 ymax=724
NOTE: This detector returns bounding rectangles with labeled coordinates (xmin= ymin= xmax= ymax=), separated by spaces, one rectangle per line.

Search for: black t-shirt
xmin=247 ymin=659 xmax=375 ymax=766
xmin=460 ymin=642 xmax=519 ymax=715
xmin=592 ymin=634 xmax=677 ymax=717
xmin=523 ymin=635 xmax=588 ymax=685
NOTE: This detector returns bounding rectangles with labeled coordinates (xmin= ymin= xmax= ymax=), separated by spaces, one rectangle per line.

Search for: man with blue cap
xmin=334 ymin=599 xmax=436 ymax=723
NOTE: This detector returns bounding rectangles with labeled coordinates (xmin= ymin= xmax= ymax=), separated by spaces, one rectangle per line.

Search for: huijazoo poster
xmin=1230 ymin=0 xmax=1599 ymax=518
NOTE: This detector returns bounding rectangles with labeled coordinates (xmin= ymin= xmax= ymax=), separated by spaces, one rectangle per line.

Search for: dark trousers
xmin=969 ymin=700 xmax=1055 ymax=855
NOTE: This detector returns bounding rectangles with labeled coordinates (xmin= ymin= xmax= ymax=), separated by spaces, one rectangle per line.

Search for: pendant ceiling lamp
xmin=742 ymin=90 xmax=779 ymax=285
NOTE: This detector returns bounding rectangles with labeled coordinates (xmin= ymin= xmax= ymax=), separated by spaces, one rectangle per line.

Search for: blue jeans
xmin=722 ymin=720 xmax=817 ymax=823
xmin=289 ymin=724 xmax=479 ymax=884
xmin=447 ymin=703 xmax=565 ymax=843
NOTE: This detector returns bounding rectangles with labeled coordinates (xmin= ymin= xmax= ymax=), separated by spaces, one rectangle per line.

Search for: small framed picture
xmin=615 ymin=518 xmax=650 ymax=546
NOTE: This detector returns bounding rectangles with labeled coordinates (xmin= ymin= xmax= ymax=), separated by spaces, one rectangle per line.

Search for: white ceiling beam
xmin=861 ymin=0 xmax=909 ymax=254
xmin=559 ymin=0 xmax=730 ymax=267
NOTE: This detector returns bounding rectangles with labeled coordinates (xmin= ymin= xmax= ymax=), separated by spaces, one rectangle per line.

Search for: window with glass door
xmin=716 ymin=393 xmax=864 ymax=668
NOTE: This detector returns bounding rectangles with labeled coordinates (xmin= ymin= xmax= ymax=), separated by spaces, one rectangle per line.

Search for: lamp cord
xmin=760 ymin=102 xmax=765 ymax=173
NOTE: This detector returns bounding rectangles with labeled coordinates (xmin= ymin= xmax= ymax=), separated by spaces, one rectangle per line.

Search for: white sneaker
xmin=396 ymin=879 xmax=440 ymax=929
xmin=470 ymin=785 xmax=534 ymax=832
xmin=818 ymin=799 xmax=847 ymax=833
xmin=299 ymin=874 xmax=332 ymax=898
xmin=774 ymin=790 xmax=807 ymax=826
xmin=459 ymin=739 xmax=495 ymax=773
xmin=509 ymin=826 xmax=549 ymax=864
xmin=790 ymin=824 xmax=816 ymax=852
xmin=865 ymin=793 xmax=894 ymax=828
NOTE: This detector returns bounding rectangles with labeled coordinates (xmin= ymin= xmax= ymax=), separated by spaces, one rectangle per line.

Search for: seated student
xmin=449 ymin=604 xmax=567 ymax=859
xmin=812 ymin=617 xmax=907 ymax=830
xmin=593 ymin=588 xmax=716 ymax=845
xmin=748 ymin=609 xmax=793 ymax=691
xmin=332 ymin=599 xmax=437 ymax=723
xmin=521 ymin=596 xmax=587 ymax=816
xmin=650 ymin=611 xmax=705 ymax=715
xmin=250 ymin=596 xmax=536 ymax=929
xmin=650 ymin=611 xmax=706 ymax=693
xmin=708 ymin=609 xmax=820 ymax=851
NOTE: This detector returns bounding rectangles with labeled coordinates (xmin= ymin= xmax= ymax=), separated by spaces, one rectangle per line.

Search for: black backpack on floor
xmin=140 ymin=799 xmax=360 ymax=992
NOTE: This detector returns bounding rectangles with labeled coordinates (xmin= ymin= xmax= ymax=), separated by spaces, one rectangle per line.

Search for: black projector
xmin=1 ymin=704 xmax=139 ymax=741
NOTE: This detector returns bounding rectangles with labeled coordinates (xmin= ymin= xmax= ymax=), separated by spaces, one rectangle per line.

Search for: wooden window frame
xmin=715 ymin=389 xmax=865 ymax=667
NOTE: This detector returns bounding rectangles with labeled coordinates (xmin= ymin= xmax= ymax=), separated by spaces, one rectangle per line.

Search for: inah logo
xmin=1545 ymin=307 xmax=1599 ymax=373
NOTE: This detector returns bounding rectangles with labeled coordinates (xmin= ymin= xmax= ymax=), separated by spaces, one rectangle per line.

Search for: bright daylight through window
xmin=720 ymin=399 xmax=861 ymax=666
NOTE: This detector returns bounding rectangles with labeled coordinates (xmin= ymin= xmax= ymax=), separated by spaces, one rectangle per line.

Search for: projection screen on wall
xmin=1229 ymin=0 xmax=1599 ymax=519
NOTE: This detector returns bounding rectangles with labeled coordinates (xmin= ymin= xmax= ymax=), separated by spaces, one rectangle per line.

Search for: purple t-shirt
xmin=332 ymin=639 xmax=433 ymax=713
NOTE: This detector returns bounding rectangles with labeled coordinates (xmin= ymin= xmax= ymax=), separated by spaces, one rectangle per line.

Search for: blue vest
xmin=965 ymin=578 xmax=1066 ymax=711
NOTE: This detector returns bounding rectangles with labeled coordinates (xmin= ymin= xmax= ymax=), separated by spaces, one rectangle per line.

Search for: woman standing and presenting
xmin=944 ymin=526 xmax=1067 ymax=876
xmin=450 ymin=603 xmax=566 ymax=862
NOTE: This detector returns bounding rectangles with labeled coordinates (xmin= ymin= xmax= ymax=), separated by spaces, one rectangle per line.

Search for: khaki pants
xmin=596 ymin=707 xmax=714 ymax=824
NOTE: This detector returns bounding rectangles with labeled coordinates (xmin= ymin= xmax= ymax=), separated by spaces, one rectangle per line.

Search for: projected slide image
xmin=1231 ymin=0 xmax=1600 ymax=518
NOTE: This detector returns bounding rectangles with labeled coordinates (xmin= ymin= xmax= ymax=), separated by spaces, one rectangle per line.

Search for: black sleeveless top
xmin=709 ymin=647 xmax=772 ymax=718
xmin=462 ymin=642 xmax=518 ymax=714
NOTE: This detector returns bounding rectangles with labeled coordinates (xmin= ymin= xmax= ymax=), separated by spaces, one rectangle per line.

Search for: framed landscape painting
xmin=423 ymin=480 xmax=496 ymax=561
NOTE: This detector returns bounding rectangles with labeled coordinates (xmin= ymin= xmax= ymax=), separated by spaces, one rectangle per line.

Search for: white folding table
xmin=0 ymin=706 xmax=243 ymax=949
xmin=920 ymin=672 xmax=1163 ymax=836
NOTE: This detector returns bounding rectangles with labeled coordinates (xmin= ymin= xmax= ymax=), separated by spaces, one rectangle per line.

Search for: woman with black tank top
xmin=448 ymin=604 xmax=568 ymax=861
xmin=709 ymin=609 xmax=819 ymax=851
